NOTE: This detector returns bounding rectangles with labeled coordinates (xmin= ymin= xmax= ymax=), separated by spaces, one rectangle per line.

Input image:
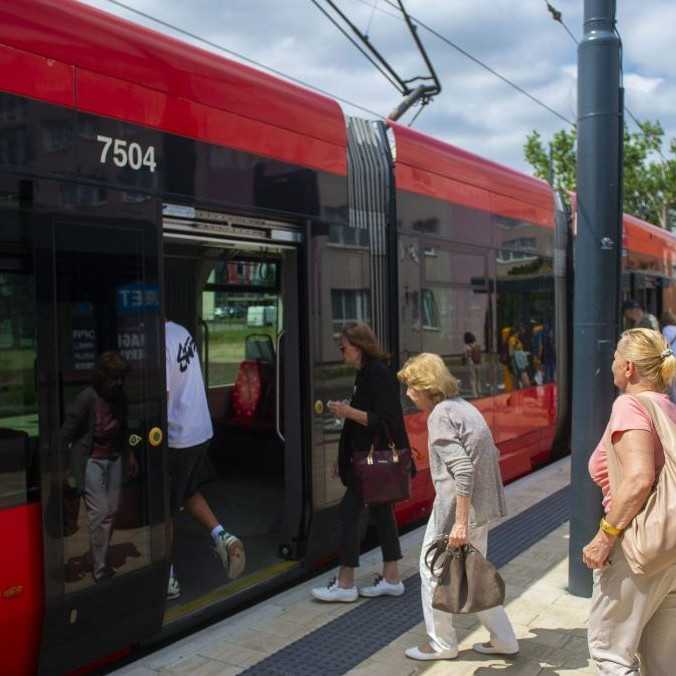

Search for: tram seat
xmin=228 ymin=334 xmax=276 ymax=429
xmin=245 ymin=333 xmax=275 ymax=362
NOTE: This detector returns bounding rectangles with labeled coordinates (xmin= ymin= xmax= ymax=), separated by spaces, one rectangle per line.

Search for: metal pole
xmin=569 ymin=0 xmax=623 ymax=597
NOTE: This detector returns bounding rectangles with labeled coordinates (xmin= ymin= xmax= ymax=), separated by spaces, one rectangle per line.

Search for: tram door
xmin=38 ymin=215 xmax=166 ymax=675
xmin=162 ymin=236 xmax=304 ymax=622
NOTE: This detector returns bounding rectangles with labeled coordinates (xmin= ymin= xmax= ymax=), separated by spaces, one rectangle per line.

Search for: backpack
xmin=605 ymin=393 xmax=676 ymax=576
xmin=470 ymin=343 xmax=481 ymax=365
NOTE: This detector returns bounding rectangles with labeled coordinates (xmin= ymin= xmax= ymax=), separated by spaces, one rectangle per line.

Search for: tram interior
xmin=164 ymin=241 xmax=287 ymax=612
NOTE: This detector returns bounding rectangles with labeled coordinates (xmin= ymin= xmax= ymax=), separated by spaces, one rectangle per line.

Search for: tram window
xmin=418 ymin=243 xmax=493 ymax=400
xmin=496 ymin=251 xmax=556 ymax=390
xmin=0 ymin=263 xmax=38 ymax=509
xmin=201 ymin=291 xmax=279 ymax=388
xmin=331 ymin=289 xmax=371 ymax=335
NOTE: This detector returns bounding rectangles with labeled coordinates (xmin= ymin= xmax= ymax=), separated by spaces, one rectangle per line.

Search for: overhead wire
xmin=309 ymin=0 xmax=404 ymax=93
xmin=102 ymin=0 xmax=385 ymax=119
xmin=364 ymin=0 xmax=378 ymax=37
xmin=543 ymin=1 xmax=669 ymax=162
xmin=407 ymin=102 xmax=426 ymax=127
xmin=103 ymin=0 xmax=576 ymax=128
xmin=375 ymin=0 xmax=575 ymax=126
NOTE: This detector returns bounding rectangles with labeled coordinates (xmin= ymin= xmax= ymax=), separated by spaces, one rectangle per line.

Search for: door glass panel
xmin=54 ymin=222 xmax=157 ymax=592
xmin=0 ymin=233 xmax=38 ymax=509
xmin=163 ymin=241 xmax=296 ymax=621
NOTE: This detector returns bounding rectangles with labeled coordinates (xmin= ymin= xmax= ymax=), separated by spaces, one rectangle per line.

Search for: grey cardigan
xmin=427 ymin=397 xmax=507 ymax=531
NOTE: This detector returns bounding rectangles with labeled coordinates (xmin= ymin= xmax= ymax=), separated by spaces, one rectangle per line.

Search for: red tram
xmin=0 ymin=1 xmax=675 ymax=674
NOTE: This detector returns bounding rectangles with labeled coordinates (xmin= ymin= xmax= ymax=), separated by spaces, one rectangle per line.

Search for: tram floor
xmin=166 ymin=459 xmax=286 ymax=622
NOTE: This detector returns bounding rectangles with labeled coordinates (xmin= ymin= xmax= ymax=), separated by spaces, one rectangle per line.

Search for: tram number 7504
xmin=97 ymin=135 xmax=157 ymax=172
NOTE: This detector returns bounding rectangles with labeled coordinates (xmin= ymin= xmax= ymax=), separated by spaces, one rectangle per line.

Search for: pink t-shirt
xmin=588 ymin=392 xmax=673 ymax=512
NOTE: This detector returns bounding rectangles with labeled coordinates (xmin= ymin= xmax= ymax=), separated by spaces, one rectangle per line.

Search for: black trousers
xmin=339 ymin=484 xmax=402 ymax=567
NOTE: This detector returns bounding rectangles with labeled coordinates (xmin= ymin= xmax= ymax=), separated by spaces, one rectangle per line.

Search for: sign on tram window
xmin=208 ymin=260 xmax=280 ymax=290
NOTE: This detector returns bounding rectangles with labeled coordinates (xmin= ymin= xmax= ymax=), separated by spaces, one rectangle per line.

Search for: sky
xmin=79 ymin=0 xmax=675 ymax=175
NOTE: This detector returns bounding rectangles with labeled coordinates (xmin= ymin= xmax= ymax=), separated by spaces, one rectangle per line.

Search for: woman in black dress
xmin=312 ymin=323 xmax=412 ymax=602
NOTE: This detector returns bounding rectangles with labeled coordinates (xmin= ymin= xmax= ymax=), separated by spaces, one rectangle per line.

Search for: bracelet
xmin=599 ymin=518 xmax=623 ymax=537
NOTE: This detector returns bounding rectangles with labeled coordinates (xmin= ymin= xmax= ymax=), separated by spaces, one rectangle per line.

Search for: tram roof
xmin=389 ymin=121 xmax=555 ymax=228
xmin=0 ymin=0 xmax=347 ymax=175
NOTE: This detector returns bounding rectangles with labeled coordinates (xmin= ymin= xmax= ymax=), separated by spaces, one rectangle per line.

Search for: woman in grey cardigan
xmin=398 ymin=353 xmax=518 ymax=661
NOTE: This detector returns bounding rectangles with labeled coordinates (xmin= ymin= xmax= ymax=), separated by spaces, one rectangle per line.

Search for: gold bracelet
xmin=599 ymin=518 xmax=623 ymax=537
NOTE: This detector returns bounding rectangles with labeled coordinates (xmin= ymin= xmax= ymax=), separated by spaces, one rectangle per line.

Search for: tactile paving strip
xmin=241 ymin=485 xmax=570 ymax=676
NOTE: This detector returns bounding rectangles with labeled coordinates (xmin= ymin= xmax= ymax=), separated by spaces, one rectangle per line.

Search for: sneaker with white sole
xmin=167 ymin=574 xmax=181 ymax=600
xmin=214 ymin=531 xmax=246 ymax=580
xmin=359 ymin=574 xmax=405 ymax=597
xmin=311 ymin=577 xmax=358 ymax=603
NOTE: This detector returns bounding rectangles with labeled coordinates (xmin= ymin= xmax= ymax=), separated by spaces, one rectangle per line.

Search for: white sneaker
xmin=214 ymin=531 xmax=246 ymax=580
xmin=359 ymin=575 xmax=405 ymax=597
xmin=311 ymin=577 xmax=358 ymax=603
xmin=167 ymin=574 xmax=181 ymax=600
xmin=472 ymin=641 xmax=519 ymax=656
xmin=405 ymin=646 xmax=458 ymax=661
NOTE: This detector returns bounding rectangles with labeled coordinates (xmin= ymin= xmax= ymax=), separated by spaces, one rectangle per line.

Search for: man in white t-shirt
xmin=165 ymin=320 xmax=245 ymax=599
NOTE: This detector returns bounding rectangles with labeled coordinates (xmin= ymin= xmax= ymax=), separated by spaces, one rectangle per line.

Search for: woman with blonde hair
xmin=584 ymin=328 xmax=676 ymax=674
xmin=397 ymin=353 xmax=518 ymax=661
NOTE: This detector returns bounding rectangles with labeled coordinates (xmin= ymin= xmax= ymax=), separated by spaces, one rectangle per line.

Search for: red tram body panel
xmin=0 ymin=1 xmax=674 ymax=674
xmin=0 ymin=0 xmax=347 ymax=176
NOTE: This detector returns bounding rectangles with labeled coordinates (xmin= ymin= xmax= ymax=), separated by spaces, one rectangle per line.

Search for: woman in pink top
xmin=584 ymin=328 xmax=676 ymax=675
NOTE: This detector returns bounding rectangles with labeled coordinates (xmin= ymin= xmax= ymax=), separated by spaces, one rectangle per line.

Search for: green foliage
xmin=524 ymin=121 xmax=676 ymax=229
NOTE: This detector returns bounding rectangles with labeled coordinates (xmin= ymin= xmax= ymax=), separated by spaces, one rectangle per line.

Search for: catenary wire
xmin=102 ymin=0 xmax=385 ymax=119
xmin=544 ymin=1 xmax=669 ymax=162
xmin=374 ymin=0 xmax=575 ymax=126
xmin=309 ymin=0 xmax=404 ymax=93
xmin=407 ymin=102 xmax=426 ymax=127
xmin=103 ymin=0 xmax=574 ymax=128
xmin=364 ymin=0 xmax=379 ymax=36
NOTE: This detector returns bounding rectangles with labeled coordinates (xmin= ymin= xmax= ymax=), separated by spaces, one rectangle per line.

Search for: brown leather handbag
xmin=425 ymin=536 xmax=505 ymax=613
xmin=606 ymin=393 xmax=676 ymax=576
xmin=352 ymin=423 xmax=412 ymax=505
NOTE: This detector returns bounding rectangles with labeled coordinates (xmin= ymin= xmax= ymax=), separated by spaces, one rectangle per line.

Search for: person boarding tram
xmin=165 ymin=320 xmax=246 ymax=599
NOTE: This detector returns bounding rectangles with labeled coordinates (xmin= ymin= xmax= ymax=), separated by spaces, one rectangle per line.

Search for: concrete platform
xmin=111 ymin=457 xmax=595 ymax=676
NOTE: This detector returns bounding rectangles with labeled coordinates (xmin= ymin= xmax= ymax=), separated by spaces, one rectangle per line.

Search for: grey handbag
xmin=425 ymin=535 xmax=505 ymax=613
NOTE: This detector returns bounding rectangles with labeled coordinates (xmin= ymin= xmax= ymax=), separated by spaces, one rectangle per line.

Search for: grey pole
xmin=569 ymin=0 xmax=623 ymax=597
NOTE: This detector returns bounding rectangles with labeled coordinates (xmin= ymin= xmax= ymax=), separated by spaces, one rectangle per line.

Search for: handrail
xmin=198 ymin=319 xmax=210 ymax=389
xmin=275 ymin=330 xmax=286 ymax=443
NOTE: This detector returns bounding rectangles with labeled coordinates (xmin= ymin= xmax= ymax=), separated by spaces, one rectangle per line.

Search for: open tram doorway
xmin=162 ymin=233 xmax=304 ymax=622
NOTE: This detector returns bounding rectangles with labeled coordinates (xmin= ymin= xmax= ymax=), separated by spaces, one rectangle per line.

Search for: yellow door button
xmin=148 ymin=427 xmax=163 ymax=447
xmin=314 ymin=400 xmax=325 ymax=415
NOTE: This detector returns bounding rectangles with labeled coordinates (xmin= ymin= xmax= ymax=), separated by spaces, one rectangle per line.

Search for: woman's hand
xmin=582 ymin=530 xmax=615 ymax=569
xmin=328 ymin=400 xmax=352 ymax=419
xmin=127 ymin=452 xmax=139 ymax=479
xmin=448 ymin=522 xmax=469 ymax=548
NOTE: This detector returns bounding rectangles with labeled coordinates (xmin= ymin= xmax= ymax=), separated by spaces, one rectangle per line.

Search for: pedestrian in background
xmin=398 ymin=353 xmax=518 ymax=662
xmin=312 ymin=322 xmax=412 ymax=602
xmin=622 ymin=299 xmax=659 ymax=331
xmin=584 ymin=328 xmax=676 ymax=674
xmin=661 ymin=310 xmax=676 ymax=403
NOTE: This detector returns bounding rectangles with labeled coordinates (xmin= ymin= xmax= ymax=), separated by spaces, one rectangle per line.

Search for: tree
xmin=524 ymin=121 xmax=676 ymax=230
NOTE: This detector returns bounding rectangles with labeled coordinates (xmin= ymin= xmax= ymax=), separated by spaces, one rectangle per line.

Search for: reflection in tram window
xmin=53 ymin=222 xmax=155 ymax=592
xmin=0 ymin=260 xmax=38 ymax=509
xmin=59 ymin=353 xmax=139 ymax=582
xmin=418 ymin=244 xmax=491 ymax=401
